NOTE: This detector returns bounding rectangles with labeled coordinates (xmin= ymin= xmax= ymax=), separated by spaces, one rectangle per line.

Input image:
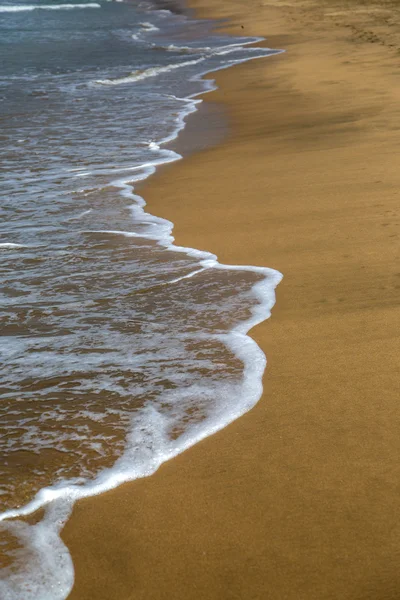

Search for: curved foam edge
xmin=0 ymin=30 xmax=284 ymax=600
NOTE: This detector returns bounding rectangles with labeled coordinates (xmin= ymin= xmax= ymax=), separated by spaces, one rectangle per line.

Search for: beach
xmin=62 ymin=0 xmax=400 ymax=598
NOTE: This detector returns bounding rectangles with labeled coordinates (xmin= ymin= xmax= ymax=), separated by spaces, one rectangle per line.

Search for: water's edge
xmin=0 ymin=8 xmax=283 ymax=599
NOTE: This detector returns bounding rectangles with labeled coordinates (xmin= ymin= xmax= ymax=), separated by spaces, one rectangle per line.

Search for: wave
xmin=0 ymin=3 xmax=100 ymax=13
xmin=94 ymin=40 xmax=275 ymax=87
xmin=0 ymin=21 xmax=283 ymax=600
xmin=0 ymin=163 xmax=282 ymax=593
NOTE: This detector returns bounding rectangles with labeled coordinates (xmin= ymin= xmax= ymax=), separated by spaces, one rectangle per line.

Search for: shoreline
xmin=63 ymin=1 xmax=400 ymax=599
xmin=0 ymin=12 xmax=281 ymax=593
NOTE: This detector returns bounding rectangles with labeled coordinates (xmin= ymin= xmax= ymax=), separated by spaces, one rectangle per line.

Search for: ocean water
xmin=0 ymin=0 xmax=282 ymax=597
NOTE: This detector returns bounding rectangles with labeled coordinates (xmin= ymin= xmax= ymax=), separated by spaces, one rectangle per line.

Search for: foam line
xmin=0 ymin=3 xmax=100 ymax=12
xmin=94 ymin=58 xmax=206 ymax=86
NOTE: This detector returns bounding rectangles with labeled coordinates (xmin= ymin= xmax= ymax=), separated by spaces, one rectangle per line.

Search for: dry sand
xmin=64 ymin=1 xmax=400 ymax=598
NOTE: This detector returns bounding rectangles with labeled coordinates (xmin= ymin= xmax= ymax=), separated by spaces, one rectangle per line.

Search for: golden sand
xmin=64 ymin=1 xmax=400 ymax=598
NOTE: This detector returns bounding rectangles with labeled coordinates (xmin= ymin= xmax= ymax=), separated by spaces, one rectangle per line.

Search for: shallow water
xmin=0 ymin=1 xmax=282 ymax=597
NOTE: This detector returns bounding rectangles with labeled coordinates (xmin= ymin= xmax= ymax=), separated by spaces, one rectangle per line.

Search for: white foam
xmin=0 ymin=28 xmax=284 ymax=600
xmin=0 ymin=243 xmax=26 ymax=248
xmin=0 ymin=3 xmax=100 ymax=12
xmin=162 ymin=43 xmax=204 ymax=53
xmin=162 ymin=40 xmax=260 ymax=54
xmin=94 ymin=58 xmax=206 ymax=86
xmin=0 ymin=502 xmax=74 ymax=600
xmin=139 ymin=21 xmax=160 ymax=32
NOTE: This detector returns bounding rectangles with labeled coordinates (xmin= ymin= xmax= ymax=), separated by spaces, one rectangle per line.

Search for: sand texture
xmin=63 ymin=1 xmax=400 ymax=598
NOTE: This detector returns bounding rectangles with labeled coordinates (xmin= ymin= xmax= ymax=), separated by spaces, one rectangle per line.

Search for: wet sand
xmin=64 ymin=0 xmax=400 ymax=598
